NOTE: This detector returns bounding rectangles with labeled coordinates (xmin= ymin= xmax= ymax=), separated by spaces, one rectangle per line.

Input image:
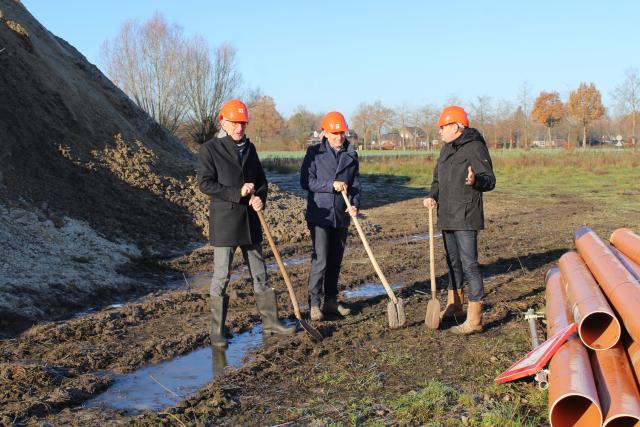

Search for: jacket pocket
xmin=446 ymin=195 xmax=472 ymax=225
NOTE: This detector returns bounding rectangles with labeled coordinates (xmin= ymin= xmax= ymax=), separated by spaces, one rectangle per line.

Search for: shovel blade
xmin=425 ymin=299 xmax=441 ymax=330
xmin=387 ymin=298 xmax=406 ymax=329
xmin=299 ymin=318 xmax=324 ymax=342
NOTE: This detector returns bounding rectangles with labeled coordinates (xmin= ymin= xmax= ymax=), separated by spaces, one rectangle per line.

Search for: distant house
xmin=380 ymin=132 xmax=402 ymax=150
xmin=305 ymin=130 xmax=323 ymax=146
xmin=305 ymin=129 xmax=360 ymax=148
xmin=399 ymin=126 xmax=428 ymax=148
xmin=532 ymin=139 xmax=569 ymax=148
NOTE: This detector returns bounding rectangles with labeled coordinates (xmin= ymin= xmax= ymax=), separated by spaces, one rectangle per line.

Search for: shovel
xmin=340 ymin=190 xmax=406 ymax=329
xmin=255 ymin=208 xmax=323 ymax=342
xmin=424 ymin=205 xmax=441 ymax=329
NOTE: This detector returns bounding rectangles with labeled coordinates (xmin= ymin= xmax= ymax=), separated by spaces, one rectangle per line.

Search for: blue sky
xmin=22 ymin=0 xmax=640 ymax=118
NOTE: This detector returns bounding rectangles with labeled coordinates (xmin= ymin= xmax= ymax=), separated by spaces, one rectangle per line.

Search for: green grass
xmin=262 ymin=149 xmax=640 ymax=210
xmin=356 ymin=149 xmax=640 ymax=211
xmin=257 ymin=149 xmax=439 ymax=159
xmin=383 ymin=380 xmax=546 ymax=427
xmin=387 ymin=380 xmax=459 ymax=424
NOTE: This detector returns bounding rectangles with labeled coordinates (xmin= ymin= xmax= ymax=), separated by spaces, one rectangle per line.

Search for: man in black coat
xmin=300 ymin=112 xmax=360 ymax=321
xmin=423 ymin=106 xmax=495 ymax=334
xmin=198 ymin=99 xmax=296 ymax=348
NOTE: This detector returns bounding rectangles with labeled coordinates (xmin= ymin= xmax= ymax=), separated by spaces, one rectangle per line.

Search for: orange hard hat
xmin=321 ymin=111 xmax=348 ymax=133
xmin=218 ymin=99 xmax=249 ymax=123
xmin=437 ymin=105 xmax=469 ymax=128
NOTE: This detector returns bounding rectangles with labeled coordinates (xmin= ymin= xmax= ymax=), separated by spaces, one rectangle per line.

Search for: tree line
xmin=102 ymin=14 xmax=639 ymax=150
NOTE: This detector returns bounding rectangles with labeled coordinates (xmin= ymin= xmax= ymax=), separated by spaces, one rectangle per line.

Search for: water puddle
xmin=83 ymin=322 xmax=287 ymax=414
xmin=404 ymin=232 xmax=442 ymax=242
xmin=342 ymin=282 xmax=403 ymax=299
xmin=267 ymin=256 xmax=309 ymax=270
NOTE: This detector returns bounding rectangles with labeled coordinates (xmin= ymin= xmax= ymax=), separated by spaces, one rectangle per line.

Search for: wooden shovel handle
xmin=255 ymin=209 xmax=302 ymax=320
xmin=341 ymin=190 xmax=398 ymax=304
xmin=429 ymin=206 xmax=436 ymax=298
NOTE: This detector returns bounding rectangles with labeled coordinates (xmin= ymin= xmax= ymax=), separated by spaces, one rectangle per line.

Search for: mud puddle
xmin=83 ymin=322 xmax=294 ymax=415
xmin=405 ymin=232 xmax=442 ymax=242
xmin=342 ymin=282 xmax=403 ymax=299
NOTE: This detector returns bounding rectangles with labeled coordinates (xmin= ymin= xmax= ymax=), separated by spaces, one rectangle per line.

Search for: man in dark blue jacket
xmin=300 ymin=112 xmax=360 ymax=321
xmin=423 ymin=106 xmax=495 ymax=334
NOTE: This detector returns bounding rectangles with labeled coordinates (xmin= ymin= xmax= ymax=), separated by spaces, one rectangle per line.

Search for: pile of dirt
xmin=0 ymin=0 xmax=317 ymax=331
xmin=0 ymin=0 xmax=199 ymax=246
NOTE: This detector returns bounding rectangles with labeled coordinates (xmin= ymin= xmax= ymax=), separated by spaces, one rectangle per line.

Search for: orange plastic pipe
xmin=624 ymin=335 xmax=640 ymax=386
xmin=590 ymin=344 xmax=640 ymax=427
xmin=559 ymin=251 xmax=621 ymax=350
xmin=575 ymin=227 xmax=640 ymax=343
xmin=610 ymin=228 xmax=640 ymax=265
xmin=610 ymin=245 xmax=640 ymax=282
xmin=546 ymin=267 xmax=603 ymax=427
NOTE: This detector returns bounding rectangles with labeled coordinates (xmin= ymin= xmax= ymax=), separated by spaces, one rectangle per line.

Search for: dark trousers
xmin=442 ymin=230 xmax=484 ymax=302
xmin=307 ymin=224 xmax=348 ymax=308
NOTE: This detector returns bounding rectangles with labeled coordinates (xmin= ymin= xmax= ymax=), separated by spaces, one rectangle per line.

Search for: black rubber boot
xmin=210 ymin=295 xmax=229 ymax=348
xmin=211 ymin=346 xmax=228 ymax=377
xmin=255 ymin=288 xmax=297 ymax=335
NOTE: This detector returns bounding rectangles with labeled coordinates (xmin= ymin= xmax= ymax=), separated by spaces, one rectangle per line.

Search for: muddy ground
xmin=1 ymin=178 xmax=638 ymax=426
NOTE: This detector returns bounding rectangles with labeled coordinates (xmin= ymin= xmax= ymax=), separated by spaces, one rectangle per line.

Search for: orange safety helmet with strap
xmin=218 ymin=99 xmax=249 ymax=123
xmin=437 ymin=105 xmax=469 ymax=128
xmin=321 ymin=111 xmax=348 ymax=133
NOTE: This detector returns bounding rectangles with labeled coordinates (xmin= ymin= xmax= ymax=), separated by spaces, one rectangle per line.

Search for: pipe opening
xmin=580 ymin=312 xmax=621 ymax=350
xmin=551 ymin=396 xmax=602 ymax=427
xmin=603 ymin=415 xmax=640 ymax=427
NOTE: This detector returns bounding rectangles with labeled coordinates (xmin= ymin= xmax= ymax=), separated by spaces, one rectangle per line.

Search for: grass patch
xmin=387 ymin=380 xmax=459 ymax=424
xmin=263 ymin=149 xmax=640 ymax=212
xmin=356 ymin=149 xmax=640 ymax=211
xmin=479 ymin=401 xmax=545 ymax=427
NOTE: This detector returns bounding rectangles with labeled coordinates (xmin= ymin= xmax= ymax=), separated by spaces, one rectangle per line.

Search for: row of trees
xmin=532 ymin=83 xmax=605 ymax=148
xmin=102 ymin=15 xmax=639 ymax=150
xmin=349 ymin=73 xmax=638 ymax=150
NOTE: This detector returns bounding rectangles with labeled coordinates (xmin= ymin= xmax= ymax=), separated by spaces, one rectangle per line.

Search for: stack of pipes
xmin=546 ymin=227 xmax=640 ymax=427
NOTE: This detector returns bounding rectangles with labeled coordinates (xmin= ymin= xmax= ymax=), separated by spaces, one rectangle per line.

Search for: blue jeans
xmin=442 ymin=230 xmax=484 ymax=302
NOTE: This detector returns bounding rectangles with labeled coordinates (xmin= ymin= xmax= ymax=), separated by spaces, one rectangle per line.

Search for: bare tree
xmin=494 ymin=100 xmax=516 ymax=149
xmin=567 ymin=82 xmax=605 ymax=148
xmin=517 ymin=82 xmax=532 ymax=149
xmin=613 ymin=68 xmax=640 ymax=148
xmin=101 ymin=14 xmax=188 ymax=132
xmin=102 ymin=14 xmax=241 ymax=142
xmin=286 ymin=105 xmax=321 ymax=147
xmin=370 ymin=101 xmax=394 ymax=150
xmin=470 ymin=95 xmax=493 ymax=141
xmin=418 ymin=104 xmax=440 ymax=149
xmin=182 ymin=41 xmax=241 ymax=143
xmin=351 ymin=103 xmax=374 ymax=149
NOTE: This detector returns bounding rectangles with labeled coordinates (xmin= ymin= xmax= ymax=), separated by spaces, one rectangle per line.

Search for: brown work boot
xmin=450 ymin=301 xmax=483 ymax=335
xmin=324 ymin=298 xmax=351 ymax=317
xmin=310 ymin=306 xmax=324 ymax=321
xmin=440 ymin=289 xmax=464 ymax=320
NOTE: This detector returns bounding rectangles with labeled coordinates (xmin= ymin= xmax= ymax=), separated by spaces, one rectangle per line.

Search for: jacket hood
xmin=453 ymin=127 xmax=487 ymax=148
